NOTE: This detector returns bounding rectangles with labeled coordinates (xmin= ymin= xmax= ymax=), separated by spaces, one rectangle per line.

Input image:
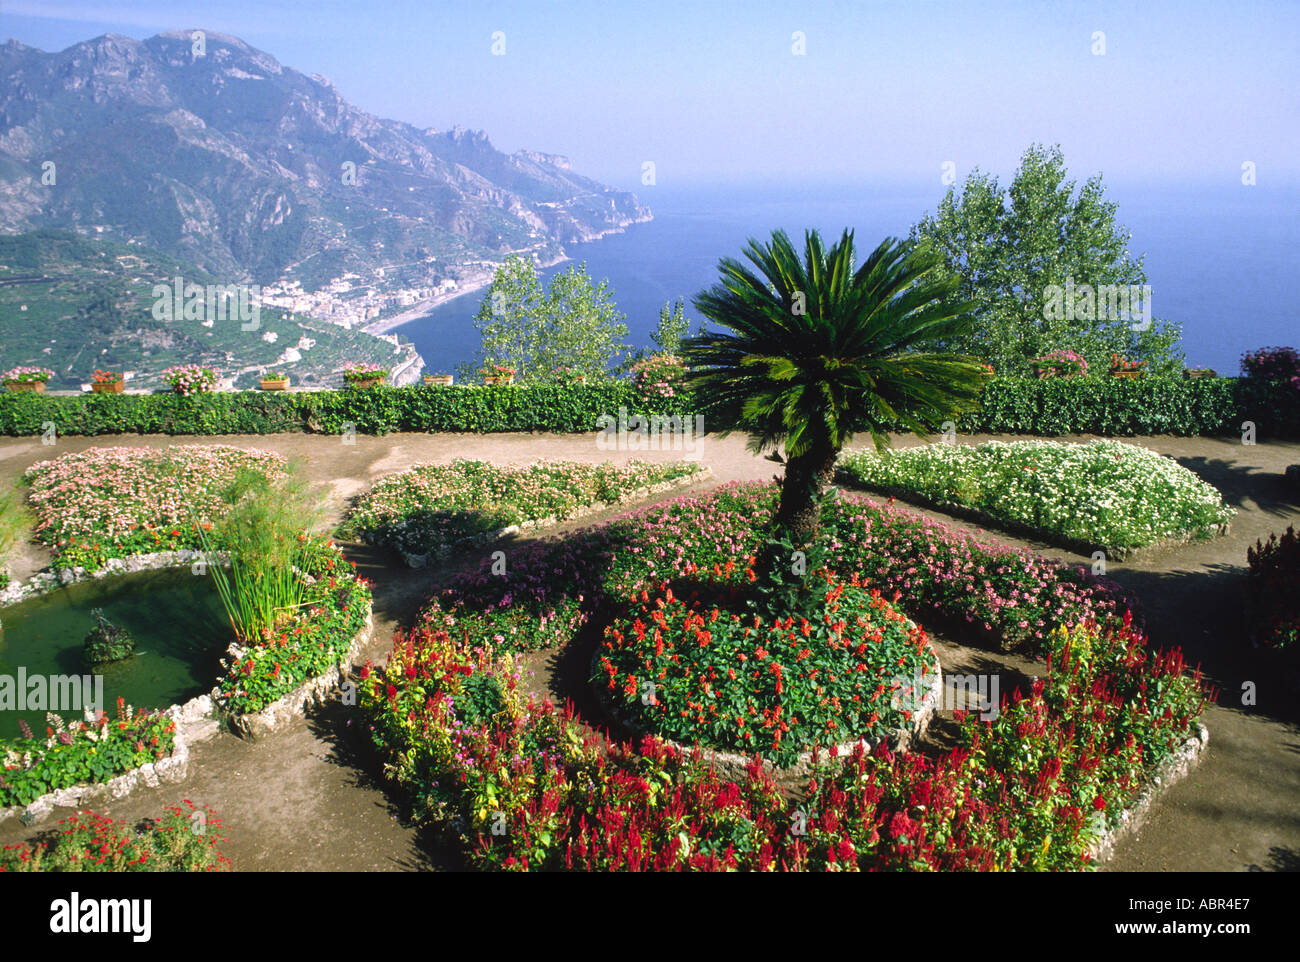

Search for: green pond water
xmin=0 ymin=567 xmax=232 ymax=739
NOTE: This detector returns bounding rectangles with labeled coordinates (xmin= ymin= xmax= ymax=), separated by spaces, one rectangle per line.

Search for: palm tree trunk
xmin=774 ymin=445 xmax=838 ymax=550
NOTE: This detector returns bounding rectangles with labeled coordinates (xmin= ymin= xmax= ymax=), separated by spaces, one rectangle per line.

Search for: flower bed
xmin=0 ymin=802 xmax=230 ymax=872
xmin=214 ymin=539 xmax=373 ymax=718
xmin=418 ymin=482 xmax=1134 ymax=655
xmin=23 ymin=444 xmax=287 ymax=571
xmin=353 ymin=482 xmax=1209 ymax=870
xmin=360 ymin=592 xmax=1209 ymax=871
xmin=598 ymin=570 xmax=938 ymax=766
xmin=1245 ymin=526 xmax=1299 ymax=649
xmin=339 ymin=458 xmax=706 ymax=563
xmin=0 ymin=699 xmax=177 ymax=809
xmin=837 ymin=439 xmax=1234 ymax=555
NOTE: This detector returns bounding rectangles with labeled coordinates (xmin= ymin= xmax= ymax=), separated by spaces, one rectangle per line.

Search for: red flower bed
xmin=599 ymin=569 xmax=936 ymax=765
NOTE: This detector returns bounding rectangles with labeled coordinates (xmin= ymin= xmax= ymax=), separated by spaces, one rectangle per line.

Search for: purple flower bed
xmin=418 ymin=482 xmax=1136 ymax=654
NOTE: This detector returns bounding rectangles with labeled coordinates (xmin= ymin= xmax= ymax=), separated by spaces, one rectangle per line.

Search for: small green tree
xmin=651 ymin=298 xmax=691 ymax=354
xmin=466 ymin=256 xmax=544 ymax=382
xmin=466 ymin=256 xmax=629 ymax=383
xmin=911 ymin=143 xmax=1184 ymax=375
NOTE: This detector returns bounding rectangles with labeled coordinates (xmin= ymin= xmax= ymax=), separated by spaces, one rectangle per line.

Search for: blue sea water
xmin=399 ymin=180 xmax=1299 ymax=376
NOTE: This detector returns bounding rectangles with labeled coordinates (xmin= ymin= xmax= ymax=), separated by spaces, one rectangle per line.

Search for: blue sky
xmin=2 ymin=0 xmax=1297 ymax=189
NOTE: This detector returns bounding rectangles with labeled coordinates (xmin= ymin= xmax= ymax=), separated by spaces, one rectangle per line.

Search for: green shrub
xmin=0 ymin=376 xmax=1293 ymax=438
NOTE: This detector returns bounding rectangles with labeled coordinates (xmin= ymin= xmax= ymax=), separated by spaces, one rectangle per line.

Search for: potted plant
xmin=482 ymin=364 xmax=516 ymax=386
xmin=342 ymin=362 xmax=387 ymax=389
xmin=423 ymin=373 xmax=454 ymax=386
xmin=161 ymin=364 xmax=218 ymax=396
xmin=1109 ymin=353 xmax=1147 ymax=378
xmin=1029 ymin=350 xmax=1088 ymax=379
xmin=260 ymin=370 xmax=290 ymax=391
xmin=91 ymin=369 xmax=125 ymax=394
xmin=3 ymin=367 xmax=55 ymax=393
xmin=1184 ymin=367 xmax=1217 ymax=380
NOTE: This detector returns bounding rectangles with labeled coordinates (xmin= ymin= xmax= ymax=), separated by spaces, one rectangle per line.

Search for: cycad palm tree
xmin=683 ymin=228 xmax=987 ymax=556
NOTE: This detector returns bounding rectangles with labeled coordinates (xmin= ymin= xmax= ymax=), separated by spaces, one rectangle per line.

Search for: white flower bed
xmin=838 ymin=439 xmax=1234 ymax=552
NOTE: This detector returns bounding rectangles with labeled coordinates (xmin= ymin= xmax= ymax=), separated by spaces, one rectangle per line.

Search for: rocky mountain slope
xmin=0 ymin=30 xmax=651 ymax=291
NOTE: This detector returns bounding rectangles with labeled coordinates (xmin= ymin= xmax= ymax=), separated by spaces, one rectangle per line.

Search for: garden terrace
xmin=0 ymin=429 xmax=1295 ymax=871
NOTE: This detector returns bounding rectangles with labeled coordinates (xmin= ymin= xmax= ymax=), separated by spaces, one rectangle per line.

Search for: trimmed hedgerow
xmin=2 ymin=375 xmax=1295 ymax=438
xmin=0 ymin=382 xmax=694 ymax=437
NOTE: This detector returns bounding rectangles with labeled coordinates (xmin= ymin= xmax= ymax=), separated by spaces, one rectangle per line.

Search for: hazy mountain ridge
xmin=0 ymin=30 xmax=652 ymax=290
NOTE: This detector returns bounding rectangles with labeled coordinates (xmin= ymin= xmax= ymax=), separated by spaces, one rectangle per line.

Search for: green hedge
xmin=966 ymin=376 xmax=1242 ymax=436
xmin=0 ymin=377 xmax=1295 ymax=438
xmin=0 ymin=383 xmax=691 ymax=437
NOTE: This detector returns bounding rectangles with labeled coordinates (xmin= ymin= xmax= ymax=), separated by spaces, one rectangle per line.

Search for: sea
xmin=397 ymin=179 xmax=1299 ymax=376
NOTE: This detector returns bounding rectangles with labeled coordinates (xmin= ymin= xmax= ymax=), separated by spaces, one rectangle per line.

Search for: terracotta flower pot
xmin=92 ymin=380 xmax=125 ymax=394
xmin=423 ymin=374 xmax=454 ymax=386
xmin=484 ymin=374 xmax=514 ymax=386
xmin=260 ymin=377 xmax=290 ymax=391
xmin=346 ymin=376 xmax=383 ymax=390
xmin=5 ymin=379 xmax=46 ymax=393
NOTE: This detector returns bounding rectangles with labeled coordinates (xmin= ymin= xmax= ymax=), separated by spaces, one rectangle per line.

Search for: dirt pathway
xmin=1 ymin=430 xmax=1296 ymax=871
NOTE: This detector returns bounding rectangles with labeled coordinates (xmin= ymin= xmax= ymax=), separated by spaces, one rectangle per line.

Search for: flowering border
xmin=395 ymin=467 xmax=711 ymax=569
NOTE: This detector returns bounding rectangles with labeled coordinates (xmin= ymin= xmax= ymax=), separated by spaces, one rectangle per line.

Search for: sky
xmin=1 ymin=0 xmax=1297 ymax=190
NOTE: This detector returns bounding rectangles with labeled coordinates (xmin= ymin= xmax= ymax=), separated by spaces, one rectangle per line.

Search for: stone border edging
xmin=219 ymin=611 xmax=374 ymax=741
xmin=591 ymin=646 xmax=944 ymax=782
xmin=1090 ymin=721 xmax=1210 ymax=864
xmin=0 ymin=549 xmax=221 ymax=607
xmin=835 ymin=477 xmax=1230 ymax=561
xmin=394 ymin=466 xmax=713 ymax=569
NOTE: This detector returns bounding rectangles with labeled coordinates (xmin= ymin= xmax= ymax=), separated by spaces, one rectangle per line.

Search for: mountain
xmin=0 ymin=30 xmax=652 ymax=293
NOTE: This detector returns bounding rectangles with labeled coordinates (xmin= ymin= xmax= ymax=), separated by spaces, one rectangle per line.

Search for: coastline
xmin=359 ymin=215 xmax=653 ymax=337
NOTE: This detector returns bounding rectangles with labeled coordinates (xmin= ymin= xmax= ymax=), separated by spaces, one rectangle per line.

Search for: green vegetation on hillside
xmin=0 ymin=230 xmax=403 ymax=391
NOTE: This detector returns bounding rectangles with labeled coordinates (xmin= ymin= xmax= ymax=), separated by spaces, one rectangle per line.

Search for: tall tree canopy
xmin=910 ymin=144 xmax=1183 ymax=374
